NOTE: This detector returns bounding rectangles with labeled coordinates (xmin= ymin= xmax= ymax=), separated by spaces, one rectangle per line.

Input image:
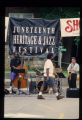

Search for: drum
xmin=37 ymin=78 xmax=49 ymax=93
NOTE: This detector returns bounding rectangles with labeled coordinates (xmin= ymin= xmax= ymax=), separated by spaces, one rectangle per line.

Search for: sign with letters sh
xmin=60 ymin=18 xmax=80 ymax=37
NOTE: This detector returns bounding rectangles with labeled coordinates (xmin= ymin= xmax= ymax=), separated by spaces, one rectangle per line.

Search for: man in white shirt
xmin=67 ymin=57 xmax=79 ymax=88
xmin=37 ymin=53 xmax=64 ymax=100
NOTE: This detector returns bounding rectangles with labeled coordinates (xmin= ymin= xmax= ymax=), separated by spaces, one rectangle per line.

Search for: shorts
xmin=43 ymin=76 xmax=56 ymax=87
xmin=11 ymin=72 xmax=17 ymax=81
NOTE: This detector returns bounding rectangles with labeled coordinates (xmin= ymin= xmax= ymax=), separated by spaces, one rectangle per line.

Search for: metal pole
xmin=27 ymin=57 xmax=30 ymax=94
xmin=60 ymin=51 xmax=62 ymax=68
xmin=58 ymin=50 xmax=62 ymax=68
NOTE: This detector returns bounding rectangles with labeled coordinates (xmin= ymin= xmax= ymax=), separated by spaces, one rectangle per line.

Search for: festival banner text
xmin=9 ymin=18 xmax=60 ymax=57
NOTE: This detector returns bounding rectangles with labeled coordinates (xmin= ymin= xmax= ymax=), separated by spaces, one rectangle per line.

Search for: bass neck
xmin=20 ymin=56 xmax=24 ymax=69
xmin=20 ymin=51 xmax=25 ymax=69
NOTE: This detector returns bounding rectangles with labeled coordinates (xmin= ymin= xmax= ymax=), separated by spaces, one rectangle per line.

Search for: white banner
xmin=60 ymin=18 xmax=80 ymax=37
xmin=5 ymin=17 xmax=9 ymax=42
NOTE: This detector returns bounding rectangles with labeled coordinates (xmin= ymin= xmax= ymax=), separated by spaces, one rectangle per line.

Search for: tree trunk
xmin=62 ymin=37 xmax=74 ymax=68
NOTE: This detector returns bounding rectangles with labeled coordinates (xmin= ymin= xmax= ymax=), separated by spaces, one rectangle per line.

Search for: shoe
xmin=57 ymin=95 xmax=64 ymax=100
xmin=9 ymin=90 xmax=12 ymax=94
xmin=9 ymin=86 xmax=13 ymax=94
xmin=16 ymin=89 xmax=20 ymax=95
xmin=37 ymin=95 xmax=45 ymax=99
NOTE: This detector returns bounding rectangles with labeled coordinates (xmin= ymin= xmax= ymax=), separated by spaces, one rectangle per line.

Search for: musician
xmin=9 ymin=52 xmax=21 ymax=93
xmin=67 ymin=57 xmax=79 ymax=88
xmin=37 ymin=53 xmax=64 ymax=100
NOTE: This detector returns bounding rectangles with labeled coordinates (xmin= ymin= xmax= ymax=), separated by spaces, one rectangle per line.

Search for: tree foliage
xmin=36 ymin=7 xmax=80 ymax=45
xmin=36 ymin=7 xmax=80 ymax=19
xmin=74 ymin=36 xmax=80 ymax=45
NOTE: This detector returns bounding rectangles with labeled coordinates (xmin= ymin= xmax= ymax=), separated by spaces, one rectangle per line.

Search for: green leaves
xmin=74 ymin=36 xmax=80 ymax=45
xmin=36 ymin=7 xmax=80 ymax=19
xmin=36 ymin=7 xmax=80 ymax=45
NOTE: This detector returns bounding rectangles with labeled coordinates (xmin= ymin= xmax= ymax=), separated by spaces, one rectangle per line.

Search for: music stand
xmin=56 ymin=72 xmax=66 ymax=78
xmin=14 ymin=69 xmax=25 ymax=73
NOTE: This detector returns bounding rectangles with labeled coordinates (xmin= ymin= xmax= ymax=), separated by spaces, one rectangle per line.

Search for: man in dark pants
xmin=67 ymin=57 xmax=79 ymax=88
xmin=9 ymin=52 xmax=21 ymax=93
xmin=37 ymin=53 xmax=64 ymax=100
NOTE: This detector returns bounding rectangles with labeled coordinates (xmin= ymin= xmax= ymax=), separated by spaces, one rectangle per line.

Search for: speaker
xmin=66 ymin=88 xmax=79 ymax=98
xmin=29 ymin=81 xmax=36 ymax=93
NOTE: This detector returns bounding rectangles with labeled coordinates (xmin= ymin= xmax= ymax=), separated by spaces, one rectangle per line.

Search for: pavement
xmin=4 ymin=84 xmax=79 ymax=119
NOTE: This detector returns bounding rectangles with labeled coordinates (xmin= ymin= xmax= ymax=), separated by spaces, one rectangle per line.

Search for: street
xmin=4 ymin=87 xmax=79 ymax=119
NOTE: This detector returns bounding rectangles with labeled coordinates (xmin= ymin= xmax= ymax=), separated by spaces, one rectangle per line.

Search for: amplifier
xmin=66 ymin=88 xmax=79 ymax=98
xmin=29 ymin=81 xmax=36 ymax=93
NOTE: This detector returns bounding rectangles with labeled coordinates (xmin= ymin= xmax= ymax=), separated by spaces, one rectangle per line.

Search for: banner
xmin=5 ymin=17 xmax=9 ymax=42
xmin=9 ymin=17 xmax=60 ymax=57
xmin=60 ymin=18 xmax=80 ymax=37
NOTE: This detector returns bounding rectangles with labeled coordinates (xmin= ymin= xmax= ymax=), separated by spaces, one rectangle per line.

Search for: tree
xmin=35 ymin=7 xmax=80 ymax=19
xmin=74 ymin=36 xmax=80 ymax=45
xmin=35 ymin=7 xmax=80 ymax=66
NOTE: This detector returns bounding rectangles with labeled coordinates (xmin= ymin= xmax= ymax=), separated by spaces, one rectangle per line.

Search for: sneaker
xmin=16 ymin=89 xmax=20 ymax=95
xmin=9 ymin=90 xmax=12 ymax=94
xmin=57 ymin=95 xmax=64 ymax=100
xmin=9 ymin=86 xmax=13 ymax=94
xmin=37 ymin=95 xmax=45 ymax=99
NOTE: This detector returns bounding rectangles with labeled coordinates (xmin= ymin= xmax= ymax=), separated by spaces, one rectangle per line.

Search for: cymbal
xmin=54 ymin=68 xmax=62 ymax=73
xmin=33 ymin=69 xmax=42 ymax=76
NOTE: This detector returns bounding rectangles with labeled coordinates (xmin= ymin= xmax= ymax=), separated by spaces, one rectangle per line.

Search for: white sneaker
xmin=48 ymin=88 xmax=53 ymax=94
xmin=9 ymin=86 xmax=13 ymax=94
xmin=10 ymin=89 xmax=13 ymax=94
xmin=16 ymin=89 xmax=20 ymax=95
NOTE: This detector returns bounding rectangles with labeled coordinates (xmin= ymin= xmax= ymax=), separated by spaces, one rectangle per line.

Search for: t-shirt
xmin=67 ymin=63 xmax=79 ymax=74
xmin=44 ymin=59 xmax=54 ymax=77
xmin=10 ymin=58 xmax=21 ymax=72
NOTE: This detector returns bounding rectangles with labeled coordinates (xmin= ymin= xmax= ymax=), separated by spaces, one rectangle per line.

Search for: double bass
xmin=13 ymin=50 xmax=28 ymax=89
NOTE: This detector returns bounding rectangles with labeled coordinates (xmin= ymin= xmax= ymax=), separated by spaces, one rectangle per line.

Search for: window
xmin=5 ymin=13 xmax=34 ymax=43
xmin=9 ymin=13 xmax=34 ymax=18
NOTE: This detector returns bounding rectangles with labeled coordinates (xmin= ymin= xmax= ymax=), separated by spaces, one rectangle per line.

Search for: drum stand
xmin=55 ymin=73 xmax=65 ymax=94
xmin=56 ymin=77 xmax=63 ymax=94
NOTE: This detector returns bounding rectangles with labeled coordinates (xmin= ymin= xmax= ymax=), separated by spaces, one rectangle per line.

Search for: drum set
xmin=30 ymin=68 xmax=64 ymax=94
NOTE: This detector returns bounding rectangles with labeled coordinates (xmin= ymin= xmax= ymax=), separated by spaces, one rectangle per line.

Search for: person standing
xmin=9 ymin=52 xmax=21 ymax=93
xmin=37 ymin=53 xmax=64 ymax=100
xmin=67 ymin=57 xmax=79 ymax=88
